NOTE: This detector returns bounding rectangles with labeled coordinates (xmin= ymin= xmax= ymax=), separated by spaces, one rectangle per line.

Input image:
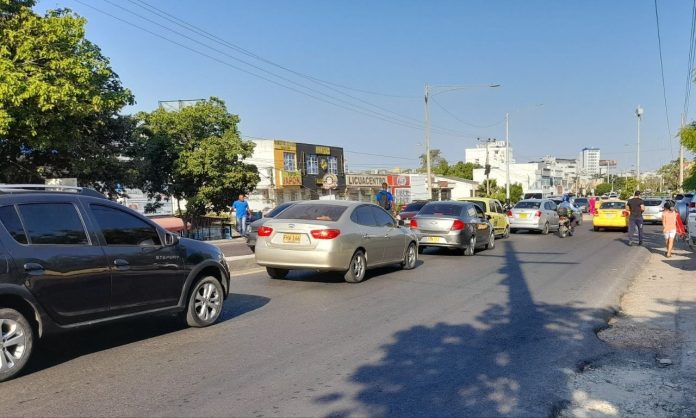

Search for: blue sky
xmin=39 ymin=0 xmax=696 ymax=171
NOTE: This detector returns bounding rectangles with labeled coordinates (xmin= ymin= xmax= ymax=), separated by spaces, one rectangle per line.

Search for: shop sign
xmin=322 ymin=173 xmax=338 ymax=190
xmin=315 ymin=146 xmax=331 ymax=155
xmin=346 ymin=175 xmax=387 ymax=187
xmin=281 ymin=171 xmax=302 ymax=186
xmin=387 ymin=175 xmax=410 ymax=187
xmin=275 ymin=140 xmax=296 ymax=151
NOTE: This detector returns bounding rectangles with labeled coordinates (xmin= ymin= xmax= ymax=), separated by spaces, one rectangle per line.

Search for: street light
xmin=635 ymin=106 xmax=643 ymax=185
xmin=424 ymin=83 xmax=500 ymax=199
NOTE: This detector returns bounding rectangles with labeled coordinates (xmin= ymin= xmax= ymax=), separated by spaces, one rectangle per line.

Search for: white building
xmin=465 ymin=140 xmax=514 ymax=168
xmin=245 ymin=139 xmax=277 ymax=212
xmin=578 ymin=147 xmax=601 ymax=176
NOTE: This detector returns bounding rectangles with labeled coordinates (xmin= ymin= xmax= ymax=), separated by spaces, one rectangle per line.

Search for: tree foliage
xmin=0 ymin=0 xmax=135 ymax=190
xmin=134 ymin=97 xmax=260 ymax=217
xmin=476 ymin=179 xmax=523 ymax=203
xmin=679 ymin=123 xmax=696 ymax=190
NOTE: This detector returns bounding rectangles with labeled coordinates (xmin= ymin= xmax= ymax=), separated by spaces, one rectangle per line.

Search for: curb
xmin=225 ymin=255 xmax=260 ymax=276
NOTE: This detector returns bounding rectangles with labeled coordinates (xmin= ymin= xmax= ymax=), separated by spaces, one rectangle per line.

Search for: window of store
xmin=306 ymin=154 xmax=319 ymax=175
xmin=283 ymin=152 xmax=296 ymax=171
xmin=328 ymin=156 xmax=338 ymax=174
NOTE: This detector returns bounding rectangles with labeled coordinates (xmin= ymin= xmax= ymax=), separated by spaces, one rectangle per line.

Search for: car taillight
xmin=410 ymin=219 xmax=418 ymax=229
xmin=257 ymin=226 xmax=273 ymax=237
xmin=535 ymin=210 xmax=542 ymax=217
xmin=506 ymin=210 xmax=513 ymax=217
xmin=621 ymin=210 xmax=629 ymax=217
xmin=451 ymin=219 xmax=466 ymax=231
xmin=311 ymin=229 xmax=341 ymax=239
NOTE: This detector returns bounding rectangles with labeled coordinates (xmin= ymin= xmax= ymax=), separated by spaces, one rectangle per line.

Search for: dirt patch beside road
xmin=559 ymin=236 xmax=696 ymax=417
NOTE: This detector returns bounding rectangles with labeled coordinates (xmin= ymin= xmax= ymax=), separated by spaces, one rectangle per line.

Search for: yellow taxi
xmin=593 ymin=199 xmax=629 ymax=232
xmin=457 ymin=197 xmax=510 ymax=238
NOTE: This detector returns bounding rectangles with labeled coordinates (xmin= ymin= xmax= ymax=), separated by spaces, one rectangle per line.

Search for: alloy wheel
xmin=353 ymin=253 xmax=365 ymax=280
xmin=194 ymin=282 xmax=221 ymax=322
xmin=0 ymin=319 xmax=26 ymax=373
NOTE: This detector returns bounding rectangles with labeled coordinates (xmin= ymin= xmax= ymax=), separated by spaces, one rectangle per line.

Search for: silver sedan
xmin=508 ymin=199 xmax=560 ymax=234
xmin=255 ymin=201 xmax=419 ymax=283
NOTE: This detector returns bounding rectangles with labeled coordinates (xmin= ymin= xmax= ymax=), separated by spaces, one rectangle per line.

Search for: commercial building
xmin=465 ymin=140 xmax=514 ymax=168
xmin=578 ymin=147 xmax=601 ymax=176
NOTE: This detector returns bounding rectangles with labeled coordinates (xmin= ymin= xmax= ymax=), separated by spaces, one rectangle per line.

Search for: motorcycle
xmin=558 ymin=216 xmax=574 ymax=238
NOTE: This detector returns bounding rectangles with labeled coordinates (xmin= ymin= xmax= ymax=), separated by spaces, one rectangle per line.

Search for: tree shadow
xmin=315 ymin=240 xmax=619 ymax=417
xmin=21 ymin=293 xmax=269 ymax=377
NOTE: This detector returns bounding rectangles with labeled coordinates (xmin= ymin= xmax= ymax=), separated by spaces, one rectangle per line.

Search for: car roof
xmin=424 ymin=200 xmax=472 ymax=206
xmin=458 ymin=197 xmax=495 ymax=202
xmin=289 ymin=200 xmax=365 ymax=208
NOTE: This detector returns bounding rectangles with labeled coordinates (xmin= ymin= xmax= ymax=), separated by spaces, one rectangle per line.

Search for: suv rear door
xmin=0 ymin=199 xmax=111 ymax=325
xmin=87 ymin=202 xmax=185 ymax=314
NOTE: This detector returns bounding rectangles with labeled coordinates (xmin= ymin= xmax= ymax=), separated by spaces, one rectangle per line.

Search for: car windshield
xmin=524 ymin=193 xmax=542 ymax=199
xmin=644 ymin=200 xmax=662 ymax=207
xmin=600 ymin=202 xmax=626 ymax=210
xmin=267 ymin=203 xmax=293 ymax=217
xmin=459 ymin=200 xmax=486 ymax=212
xmin=515 ymin=201 xmax=541 ymax=209
xmin=275 ymin=204 xmax=347 ymax=222
xmin=419 ymin=203 xmax=463 ymax=217
xmin=402 ymin=202 xmax=427 ymax=212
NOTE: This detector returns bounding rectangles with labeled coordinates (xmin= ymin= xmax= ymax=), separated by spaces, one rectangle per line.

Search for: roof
xmin=437 ymin=176 xmax=479 ymax=184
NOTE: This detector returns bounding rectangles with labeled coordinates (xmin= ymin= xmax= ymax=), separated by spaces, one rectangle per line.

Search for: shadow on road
xmin=22 ymin=293 xmax=269 ymax=378
xmin=314 ymin=240 xmax=623 ymax=417
xmin=280 ymin=261 xmax=426 ymax=284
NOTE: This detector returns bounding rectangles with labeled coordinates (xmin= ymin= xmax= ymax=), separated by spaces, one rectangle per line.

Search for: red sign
xmin=387 ymin=175 xmax=410 ymax=188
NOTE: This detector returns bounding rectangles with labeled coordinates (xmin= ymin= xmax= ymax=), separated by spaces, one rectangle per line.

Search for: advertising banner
xmin=346 ymin=175 xmax=387 ymax=188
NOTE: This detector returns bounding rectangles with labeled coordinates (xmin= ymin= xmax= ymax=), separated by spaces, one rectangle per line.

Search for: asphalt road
xmin=216 ymin=238 xmax=254 ymax=257
xmin=1 ymin=222 xmax=655 ymax=417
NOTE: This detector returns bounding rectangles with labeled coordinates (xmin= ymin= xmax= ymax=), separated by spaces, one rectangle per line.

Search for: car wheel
xmin=485 ymin=231 xmax=495 ymax=250
xmin=503 ymin=226 xmax=510 ymax=239
xmin=185 ymin=276 xmax=224 ymax=328
xmin=249 ymin=245 xmax=255 ymax=252
xmin=593 ymin=226 xmax=600 ymax=232
xmin=464 ymin=236 xmax=476 ymax=256
xmin=344 ymin=250 xmax=367 ymax=283
xmin=541 ymin=222 xmax=550 ymax=235
xmin=0 ymin=308 xmax=33 ymax=383
xmin=401 ymin=243 xmax=417 ymax=270
xmin=266 ymin=267 xmax=289 ymax=280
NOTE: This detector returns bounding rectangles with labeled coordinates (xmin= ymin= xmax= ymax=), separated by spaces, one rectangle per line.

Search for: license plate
xmin=423 ymin=236 xmax=444 ymax=243
xmin=283 ymin=233 xmax=301 ymax=244
xmin=605 ymin=214 xmax=614 ymax=218
xmin=519 ymin=213 xmax=528 ymax=219
xmin=644 ymin=215 xmax=654 ymax=219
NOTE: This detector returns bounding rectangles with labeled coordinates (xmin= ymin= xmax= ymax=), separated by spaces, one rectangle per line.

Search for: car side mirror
xmin=164 ymin=232 xmax=179 ymax=246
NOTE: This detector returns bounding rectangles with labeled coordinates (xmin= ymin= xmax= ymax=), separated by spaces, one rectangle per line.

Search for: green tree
xmin=432 ymin=158 xmax=450 ymax=176
xmin=447 ymin=161 xmax=480 ymax=180
xmin=680 ymin=123 xmax=696 ymax=189
xmin=0 ymin=1 xmax=135 ymax=191
xmin=135 ymin=98 xmax=260 ymax=220
xmin=477 ymin=179 xmax=499 ymax=198
xmin=656 ymin=160 xmax=680 ymax=191
xmin=419 ymin=149 xmax=445 ymax=173
xmin=594 ymin=183 xmax=612 ymax=196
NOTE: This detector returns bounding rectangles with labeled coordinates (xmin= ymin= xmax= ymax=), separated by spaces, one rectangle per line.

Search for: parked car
xmin=410 ymin=201 xmax=495 ymax=255
xmin=507 ymin=199 xmax=560 ymax=234
xmin=457 ymin=197 xmax=510 ymax=238
xmin=642 ymin=198 xmax=667 ymax=224
xmin=396 ymin=200 xmax=429 ymax=226
xmin=676 ymin=192 xmax=695 ymax=224
xmin=592 ymin=199 xmax=629 ymax=232
xmin=0 ymin=185 xmax=230 ymax=382
xmin=246 ymin=202 xmax=296 ymax=251
xmin=573 ymin=197 xmax=589 ymax=213
xmin=549 ymin=198 xmax=583 ymax=225
xmin=254 ymin=201 xmax=418 ymax=283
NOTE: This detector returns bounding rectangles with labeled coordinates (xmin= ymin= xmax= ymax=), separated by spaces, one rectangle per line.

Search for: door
xmin=89 ymin=204 xmax=186 ymax=314
xmin=471 ymin=205 xmax=491 ymax=244
xmin=350 ymin=205 xmax=385 ymax=266
xmin=545 ymin=201 xmax=560 ymax=228
xmin=370 ymin=206 xmax=405 ymax=263
xmin=491 ymin=200 xmax=506 ymax=234
xmin=0 ymin=202 xmax=111 ymax=325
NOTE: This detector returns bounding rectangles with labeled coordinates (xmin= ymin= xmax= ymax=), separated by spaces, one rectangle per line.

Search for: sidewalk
xmin=560 ymin=231 xmax=696 ymax=417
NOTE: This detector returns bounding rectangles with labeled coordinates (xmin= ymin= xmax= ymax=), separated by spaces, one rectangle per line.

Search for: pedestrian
xmin=232 ymin=194 xmax=251 ymax=237
xmin=662 ymin=201 xmax=679 ymax=257
xmin=625 ymin=190 xmax=645 ymax=246
xmin=588 ymin=195 xmax=597 ymax=216
xmin=375 ymin=182 xmax=394 ymax=213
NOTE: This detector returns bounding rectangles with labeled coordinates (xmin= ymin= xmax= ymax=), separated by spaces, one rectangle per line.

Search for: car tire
xmin=503 ymin=226 xmax=510 ymax=239
xmin=464 ymin=236 xmax=476 ymax=256
xmin=418 ymin=246 xmax=425 ymax=254
xmin=344 ymin=250 xmax=367 ymax=283
xmin=401 ymin=243 xmax=417 ymax=270
xmin=184 ymin=276 xmax=224 ymax=328
xmin=485 ymin=231 xmax=495 ymax=250
xmin=541 ymin=222 xmax=550 ymax=235
xmin=266 ymin=267 xmax=289 ymax=280
xmin=0 ymin=308 xmax=33 ymax=383
xmin=249 ymin=245 xmax=255 ymax=252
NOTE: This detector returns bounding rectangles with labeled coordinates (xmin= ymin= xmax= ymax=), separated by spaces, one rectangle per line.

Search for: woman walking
xmin=662 ymin=202 xmax=679 ymax=257
xmin=588 ymin=195 xmax=597 ymax=216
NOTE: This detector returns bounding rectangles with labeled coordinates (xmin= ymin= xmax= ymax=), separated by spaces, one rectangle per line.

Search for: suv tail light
xmin=311 ymin=229 xmax=341 ymax=239
xmin=410 ymin=219 xmax=418 ymax=229
xmin=535 ymin=210 xmax=542 ymax=217
xmin=451 ymin=219 xmax=466 ymax=231
xmin=506 ymin=210 xmax=513 ymax=217
xmin=257 ymin=226 xmax=273 ymax=237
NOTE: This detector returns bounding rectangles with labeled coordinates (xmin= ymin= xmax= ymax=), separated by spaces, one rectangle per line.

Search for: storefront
xmin=296 ymin=142 xmax=346 ymax=199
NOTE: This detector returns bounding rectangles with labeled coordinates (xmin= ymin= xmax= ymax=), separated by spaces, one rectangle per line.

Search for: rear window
xmin=600 ymin=202 xmax=626 ymax=210
xmin=267 ymin=203 xmax=293 ymax=218
xmin=574 ymin=198 xmax=588 ymax=204
xmin=524 ymin=193 xmax=542 ymax=199
xmin=402 ymin=202 xmax=427 ymax=212
xmin=275 ymin=204 xmax=347 ymax=222
xmin=419 ymin=203 xmax=464 ymax=217
xmin=515 ymin=201 xmax=541 ymax=209
xmin=644 ymin=200 xmax=662 ymax=206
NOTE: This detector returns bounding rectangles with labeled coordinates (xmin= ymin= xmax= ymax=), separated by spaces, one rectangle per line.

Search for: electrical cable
xmin=653 ymin=0 xmax=673 ymax=158
xmin=430 ymin=97 xmax=505 ymax=129
xmin=684 ymin=0 xmax=696 ymax=119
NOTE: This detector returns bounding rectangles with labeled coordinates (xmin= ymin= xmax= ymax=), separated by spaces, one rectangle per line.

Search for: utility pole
xmin=505 ymin=113 xmax=510 ymax=205
xmin=680 ymin=113 xmax=685 ymax=192
xmin=479 ymin=137 xmax=495 ymax=196
xmin=635 ymin=106 xmax=644 ymax=186
xmin=424 ymin=83 xmax=432 ymax=199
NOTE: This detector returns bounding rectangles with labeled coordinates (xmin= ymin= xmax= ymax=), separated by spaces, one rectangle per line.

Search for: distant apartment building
xmin=578 ymin=147 xmax=601 ymax=176
xmin=465 ymin=140 xmax=514 ymax=168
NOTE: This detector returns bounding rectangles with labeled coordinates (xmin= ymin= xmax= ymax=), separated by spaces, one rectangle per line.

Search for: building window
xmin=283 ymin=152 xmax=296 ymax=171
xmin=306 ymin=154 xmax=319 ymax=175
xmin=328 ymin=156 xmax=338 ymax=174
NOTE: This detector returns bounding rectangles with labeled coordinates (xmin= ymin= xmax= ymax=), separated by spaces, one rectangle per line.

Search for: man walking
xmin=232 ymin=194 xmax=251 ymax=237
xmin=626 ymin=190 xmax=645 ymax=246
xmin=375 ymin=182 xmax=394 ymax=213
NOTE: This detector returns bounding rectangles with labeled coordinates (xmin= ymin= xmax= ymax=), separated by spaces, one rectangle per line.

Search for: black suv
xmin=0 ymin=185 xmax=230 ymax=382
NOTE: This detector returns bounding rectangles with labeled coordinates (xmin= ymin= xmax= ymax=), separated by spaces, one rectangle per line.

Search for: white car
xmin=507 ymin=199 xmax=560 ymax=234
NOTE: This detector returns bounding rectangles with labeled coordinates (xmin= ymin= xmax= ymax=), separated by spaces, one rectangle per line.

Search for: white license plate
xmin=644 ymin=215 xmax=654 ymax=220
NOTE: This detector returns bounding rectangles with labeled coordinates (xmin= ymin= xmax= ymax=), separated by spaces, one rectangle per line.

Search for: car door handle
xmin=23 ymin=263 xmax=44 ymax=275
xmin=113 ymin=259 xmax=130 ymax=270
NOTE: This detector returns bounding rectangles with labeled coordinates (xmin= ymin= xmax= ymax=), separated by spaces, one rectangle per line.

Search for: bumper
xmin=642 ymin=213 xmax=663 ymax=223
xmin=246 ymin=232 xmax=258 ymax=248
xmin=415 ymin=230 xmax=469 ymax=248
xmin=254 ymin=241 xmax=352 ymax=271
xmin=593 ymin=217 xmax=628 ymax=228
xmin=509 ymin=219 xmax=543 ymax=230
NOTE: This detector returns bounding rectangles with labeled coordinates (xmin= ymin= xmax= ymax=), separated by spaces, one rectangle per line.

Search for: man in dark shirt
xmin=626 ymin=190 xmax=645 ymax=246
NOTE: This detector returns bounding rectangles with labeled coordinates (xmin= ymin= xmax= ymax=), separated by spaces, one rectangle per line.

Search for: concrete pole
xmin=680 ymin=113 xmax=685 ymax=192
xmin=424 ymin=83 xmax=432 ymax=199
xmin=505 ymin=113 xmax=510 ymax=204
xmin=485 ymin=139 xmax=491 ymax=196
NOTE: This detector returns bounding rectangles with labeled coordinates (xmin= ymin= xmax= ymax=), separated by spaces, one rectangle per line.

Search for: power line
xmin=653 ymin=0 xmax=673 ymax=158
xmin=684 ymin=0 xmax=696 ymax=119
xmin=241 ymin=136 xmax=419 ymax=161
xmin=430 ymin=97 xmax=505 ymax=129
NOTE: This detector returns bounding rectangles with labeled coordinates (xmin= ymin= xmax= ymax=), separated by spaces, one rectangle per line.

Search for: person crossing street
xmin=625 ymin=190 xmax=645 ymax=246
xmin=232 ymin=194 xmax=251 ymax=237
